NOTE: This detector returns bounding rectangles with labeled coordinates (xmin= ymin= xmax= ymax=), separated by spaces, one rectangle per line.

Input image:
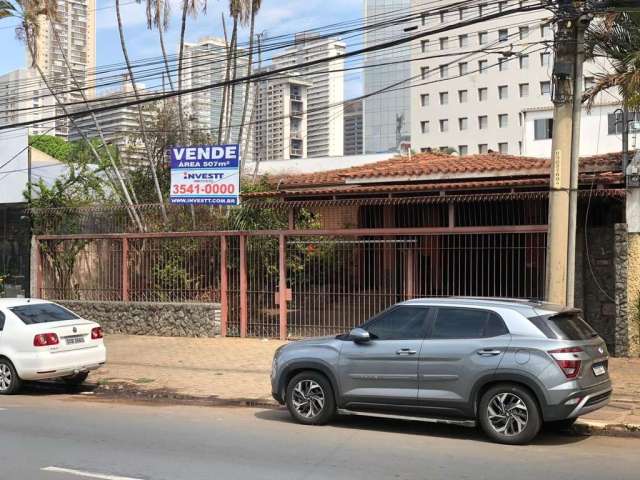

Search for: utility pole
xmin=545 ymin=2 xmax=591 ymax=306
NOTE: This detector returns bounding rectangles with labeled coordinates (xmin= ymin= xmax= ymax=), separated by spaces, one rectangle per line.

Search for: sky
xmin=0 ymin=0 xmax=364 ymax=97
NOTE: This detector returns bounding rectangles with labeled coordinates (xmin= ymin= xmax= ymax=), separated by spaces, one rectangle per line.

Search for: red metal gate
xmin=35 ymin=226 xmax=547 ymax=339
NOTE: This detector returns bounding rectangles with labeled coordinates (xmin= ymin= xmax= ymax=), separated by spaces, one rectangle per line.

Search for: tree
xmin=0 ymin=1 xmax=57 ymax=60
xmin=115 ymin=0 xmax=168 ymax=223
xmin=29 ymin=134 xmax=70 ymax=161
xmin=584 ymin=13 xmax=640 ymax=109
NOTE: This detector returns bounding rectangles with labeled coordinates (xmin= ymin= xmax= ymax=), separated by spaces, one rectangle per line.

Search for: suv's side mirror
xmin=348 ymin=327 xmax=371 ymax=343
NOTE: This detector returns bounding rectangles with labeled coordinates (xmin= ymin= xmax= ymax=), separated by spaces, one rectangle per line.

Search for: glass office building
xmin=363 ymin=0 xmax=411 ymax=153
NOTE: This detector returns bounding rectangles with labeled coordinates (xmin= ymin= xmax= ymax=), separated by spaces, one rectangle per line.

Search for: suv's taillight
xmin=33 ymin=333 xmax=59 ymax=347
xmin=91 ymin=327 xmax=103 ymax=339
xmin=548 ymin=347 xmax=583 ymax=379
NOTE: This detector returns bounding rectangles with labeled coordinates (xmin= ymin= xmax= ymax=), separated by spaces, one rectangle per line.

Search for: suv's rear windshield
xmin=529 ymin=311 xmax=597 ymax=340
xmin=9 ymin=303 xmax=78 ymax=325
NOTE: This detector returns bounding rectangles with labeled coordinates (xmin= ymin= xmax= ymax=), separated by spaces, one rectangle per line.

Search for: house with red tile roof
xmin=244 ymin=151 xmax=626 ymax=352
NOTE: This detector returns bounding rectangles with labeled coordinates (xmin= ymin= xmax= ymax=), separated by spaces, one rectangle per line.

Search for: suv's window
xmin=9 ymin=303 xmax=78 ymax=325
xmin=363 ymin=306 xmax=429 ymax=340
xmin=529 ymin=311 xmax=596 ymax=340
xmin=0 ymin=312 xmax=4 ymax=331
xmin=431 ymin=308 xmax=508 ymax=339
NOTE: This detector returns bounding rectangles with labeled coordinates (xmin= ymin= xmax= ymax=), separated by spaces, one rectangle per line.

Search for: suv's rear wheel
xmin=0 ymin=358 xmax=22 ymax=395
xmin=285 ymin=371 xmax=336 ymax=425
xmin=478 ymin=384 xmax=541 ymax=445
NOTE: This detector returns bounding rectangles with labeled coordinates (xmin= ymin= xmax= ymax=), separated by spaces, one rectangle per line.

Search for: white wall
xmin=522 ymin=104 xmax=624 ymax=158
xmin=0 ymin=129 xmax=29 ymax=203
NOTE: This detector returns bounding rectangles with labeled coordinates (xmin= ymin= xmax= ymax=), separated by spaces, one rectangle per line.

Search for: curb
xmin=85 ymin=382 xmax=640 ymax=438
xmin=574 ymin=420 xmax=640 ymax=438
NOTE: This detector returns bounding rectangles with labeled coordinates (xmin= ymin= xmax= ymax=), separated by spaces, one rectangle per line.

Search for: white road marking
xmin=0 ymin=408 xmax=7 ymax=411
xmin=41 ymin=466 xmax=143 ymax=480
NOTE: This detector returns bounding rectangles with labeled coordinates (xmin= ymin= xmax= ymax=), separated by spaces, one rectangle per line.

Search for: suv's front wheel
xmin=285 ymin=371 xmax=336 ymax=425
xmin=478 ymin=384 xmax=541 ymax=445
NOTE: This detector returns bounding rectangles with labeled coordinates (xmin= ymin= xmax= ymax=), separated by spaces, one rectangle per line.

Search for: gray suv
xmin=271 ymin=298 xmax=612 ymax=444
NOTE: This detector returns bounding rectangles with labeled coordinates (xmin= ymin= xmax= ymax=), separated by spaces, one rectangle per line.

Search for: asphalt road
xmin=1 ymin=392 xmax=639 ymax=480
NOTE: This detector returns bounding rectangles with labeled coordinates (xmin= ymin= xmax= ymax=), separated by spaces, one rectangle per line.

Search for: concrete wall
xmin=59 ymin=301 xmax=221 ymax=338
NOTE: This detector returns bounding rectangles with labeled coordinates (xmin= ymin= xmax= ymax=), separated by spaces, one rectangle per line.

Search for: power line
xmin=0 ymin=1 xmax=552 ymax=132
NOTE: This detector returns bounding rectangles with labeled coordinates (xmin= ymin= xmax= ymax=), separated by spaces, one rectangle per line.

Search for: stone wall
xmin=576 ymin=225 xmax=617 ymax=351
xmin=59 ymin=301 xmax=220 ymax=338
xmin=614 ymin=224 xmax=630 ymax=356
xmin=626 ymin=233 xmax=640 ymax=356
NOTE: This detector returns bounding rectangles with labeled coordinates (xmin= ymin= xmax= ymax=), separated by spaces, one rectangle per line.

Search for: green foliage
xmin=29 ymin=135 xmax=71 ymax=161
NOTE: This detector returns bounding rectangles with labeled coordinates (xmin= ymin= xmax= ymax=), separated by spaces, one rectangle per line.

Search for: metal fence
xmin=35 ymin=226 xmax=547 ymax=338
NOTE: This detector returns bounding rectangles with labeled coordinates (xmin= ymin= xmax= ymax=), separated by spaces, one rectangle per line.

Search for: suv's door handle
xmin=396 ymin=348 xmax=417 ymax=355
xmin=477 ymin=349 xmax=501 ymax=356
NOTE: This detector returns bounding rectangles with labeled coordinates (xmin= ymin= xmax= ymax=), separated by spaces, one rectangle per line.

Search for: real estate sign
xmin=169 ymin=144 xmax=240 ymax=205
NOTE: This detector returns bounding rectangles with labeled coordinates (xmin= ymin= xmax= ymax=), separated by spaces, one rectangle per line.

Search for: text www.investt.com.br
xmin=169 ymin=197 xmax=238 ymax=205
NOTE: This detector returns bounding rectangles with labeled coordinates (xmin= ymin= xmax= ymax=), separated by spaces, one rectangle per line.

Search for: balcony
xmin=290 ymin=148 xmax=303 ymax=157
xmin=290 ymin=109 xmax=303 ymax=118
xmin=290 ymin=130 xmax=303 ymax=140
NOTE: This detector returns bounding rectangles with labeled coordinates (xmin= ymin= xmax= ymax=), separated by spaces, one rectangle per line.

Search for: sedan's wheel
xmin=479 ymin=384 xmax=541 ymax=445
xmin=286 ymin=371 xmax=336 ymax=425
xmin=0 ymin=358 xmax=22 ymax=395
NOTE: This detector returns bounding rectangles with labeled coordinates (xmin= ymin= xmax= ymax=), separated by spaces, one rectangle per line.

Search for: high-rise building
xmin=181 ymin=36 xmax=252 ymax=159
xmin=410 ymin=0 xmax=559 ymax=155
xmin=253 ymin=73 xmax=311 ymax=161
xmin=29 ymin=0 xmax=96 ymax=137
xmin=0 ymin=68 xmax=56 ymax=136
xmin=271 ymin=33 xmax=345 ymax=157
xmin=69 ymin=77 xmax=157 ymax=165
xmin=344 ymin=99 xmax=363 ymax=155
xmin=363 ymin=0 xmax=411 ymax=153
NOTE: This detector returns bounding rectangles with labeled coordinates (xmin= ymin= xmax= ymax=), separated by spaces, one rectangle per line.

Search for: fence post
xmin=239 ymin=234 xmax=248 ymax=337
xmin=279 ymin=234 xmax=287 ymax=340
xmin=405 ymin=247 xmax=415 ymax=300
xmin=220 ymin=235 xmax=228 ymax=337
xmin=34 ymin=238 xmax=43 ymax=298
xmin=121 ymin=237 xmax=129 ymax=302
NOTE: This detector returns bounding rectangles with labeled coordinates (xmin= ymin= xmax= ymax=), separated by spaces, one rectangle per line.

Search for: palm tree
xmin=176 ymin=0 xmax=207 ymax=144
xmin=1 ymin=1 xmax=57 ymax=61
xmin=583 ymin=13 xmax=640 ymax=109
xmin=238 ymin=0 xmax=262 ymax=171
xmin=142 ymin=0 xmax=174 ymax=92
xmin=115 ymin=0 xmax=168 ymax=223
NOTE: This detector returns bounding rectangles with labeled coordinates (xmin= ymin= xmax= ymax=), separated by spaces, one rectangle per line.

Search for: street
xmin=1 ymin=392 xmax=639 ymax=480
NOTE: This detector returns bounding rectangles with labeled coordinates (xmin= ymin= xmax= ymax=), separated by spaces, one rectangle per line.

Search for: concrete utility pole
xmin=545 ymin=2 xmax=591 ymax=306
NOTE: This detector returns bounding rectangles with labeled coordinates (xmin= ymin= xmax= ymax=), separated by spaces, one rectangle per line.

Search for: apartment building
xmin=344 ymin=99 xmax=363 ymax=155
xmin=0 ymin=69 xmax=57 ymax=136
xmin=410 ymin=0 xmax=557 ymax=155
xmin=271 ymin=33 xmax=345 ymax=157
xmin=253 ymin=74 xmax=311 ymax=161
xmin=363 ymin=0 xmax=411 ymax=153
xmin=181 ymin=36 xmax=252 ymax=158
xmin=69 ymin=78 xmax=157 ymax=165
xmin=29 ymin=0 xmax=96 ymax=137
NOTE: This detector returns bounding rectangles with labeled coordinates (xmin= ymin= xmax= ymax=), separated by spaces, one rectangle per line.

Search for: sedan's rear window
xmin=9 ymin=303 xmax=78 ymax=325
xmin=529 ymin=311 xmax=597 ymax=340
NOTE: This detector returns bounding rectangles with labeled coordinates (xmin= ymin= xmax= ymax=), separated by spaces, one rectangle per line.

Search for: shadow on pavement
xmin=15 ymin=381 xmax=96 ymax=397
xmin=254 ymin=408 xmax=590 ymax=446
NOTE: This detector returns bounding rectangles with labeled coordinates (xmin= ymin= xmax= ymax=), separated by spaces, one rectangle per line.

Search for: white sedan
xmin=0 ymin=299 xmax=106 ymax=394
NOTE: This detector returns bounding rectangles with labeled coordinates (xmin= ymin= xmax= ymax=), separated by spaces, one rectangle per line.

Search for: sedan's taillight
xmin=548 ymin=347 xmax=583 ymax=379
xmin=91 ymin=327 xmax=103 ymax=339
xmin=33 ymin=333 xmax=59 ymax=347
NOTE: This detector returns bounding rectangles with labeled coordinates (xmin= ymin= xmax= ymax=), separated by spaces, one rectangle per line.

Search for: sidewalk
xmin=91 ymin=335 xmax=640 ymax=434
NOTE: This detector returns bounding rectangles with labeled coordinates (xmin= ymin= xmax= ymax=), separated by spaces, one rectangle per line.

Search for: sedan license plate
xmin=592 ymin=363 xmax=606 ymax=376
xmin=65 ymin=335 xmax=85 ymax=345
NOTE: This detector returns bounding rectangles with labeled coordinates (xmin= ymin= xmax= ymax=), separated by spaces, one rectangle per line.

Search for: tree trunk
xmin=48 ymin=19 xmax=144 ymax=232
xmin=177 ymin=0 xmax=189 ymax=143
xmin=115 ymin=0 xmax=168 ymax=224
xmin=238 ymin=3 xmax=256 ymax=172
xmin=224 ymin=18 xmax=239 ymax=145
xmin=251 ymin=34 xmax=264 ymax=181
xmin=158 ymin=26 xmax=175 ymax=92
xmin=218 ymin=13 xmax=231 ymax=144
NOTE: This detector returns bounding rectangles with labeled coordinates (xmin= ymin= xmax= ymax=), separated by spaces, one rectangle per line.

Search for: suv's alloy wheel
xmin=487 ymin=392 xmax=529 ymax=437
xmin=286 ymin=371 xmax=336 ymax=425
xmin=478 ymin=384 xmax=541 ymax=445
